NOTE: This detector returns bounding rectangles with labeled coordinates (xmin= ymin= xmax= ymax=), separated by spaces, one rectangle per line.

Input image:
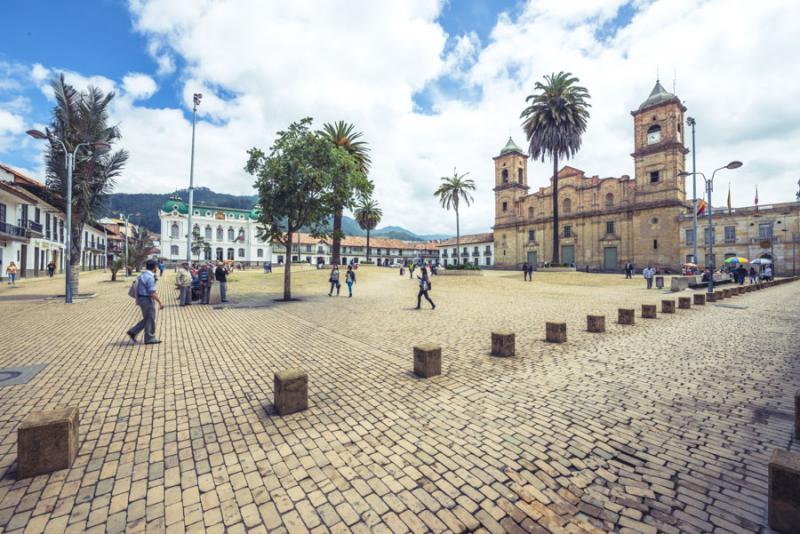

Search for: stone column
xmin=17 ymin=407 xmax=79 ymax=479
xmin=693 ymin=294 xmax=706 ymax=305
xmin=274 ymin=369 xmax=308 ymax=415
xmin=642 ymin=304 xmax=657 ymax=319
xmin=413 ymin=344 xmax=442 ymax=377
xmin=618 ymin=308 xmax=635 ymax=325
xmin=587 ymin=315 xmax=605 ymax=333
xmin=545 ymin=322 xmax=567 ymax=343
xmin=491 ymin=330 xmax=515 ymax=357
xmin=661 ymin=300 xmax=676 ymax=313
xmin=678 ymin=297 xmax=691 ymax=309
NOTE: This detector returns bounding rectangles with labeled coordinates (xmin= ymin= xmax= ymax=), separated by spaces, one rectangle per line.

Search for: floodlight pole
xmin=186 ymin=93 xmax=202 ymax=262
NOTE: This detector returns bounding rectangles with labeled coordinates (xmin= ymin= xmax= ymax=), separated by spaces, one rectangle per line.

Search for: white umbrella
xmin=750 ymin=258 xmax=772 ymax=265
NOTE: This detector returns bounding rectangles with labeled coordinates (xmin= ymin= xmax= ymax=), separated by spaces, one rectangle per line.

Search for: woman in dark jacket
xmin=415 ymin=266 xmax=435 ymax=310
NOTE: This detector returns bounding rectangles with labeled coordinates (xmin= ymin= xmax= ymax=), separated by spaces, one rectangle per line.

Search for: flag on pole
xmin=727 ymin=183 xmax=732 ymax=214
xmin=696 ymin=198 xmax=707 ymax=217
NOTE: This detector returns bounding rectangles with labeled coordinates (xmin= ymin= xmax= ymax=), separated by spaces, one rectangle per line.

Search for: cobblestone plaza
xmin=0 ymin=268 xmax=798 ymax=533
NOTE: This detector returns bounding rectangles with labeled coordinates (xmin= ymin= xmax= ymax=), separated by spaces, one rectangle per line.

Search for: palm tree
xmin=520 ymin=71 xmax=590 ymax=264
xmin=434 ymin=168 xmax=475 ymax=266
xmin=321 ymin=121 xmax=371 ymax=265
xmin=44 ymin=74 xmax=128 ymax=294
xmin=354 ymin=197 xmax=382 ymax=262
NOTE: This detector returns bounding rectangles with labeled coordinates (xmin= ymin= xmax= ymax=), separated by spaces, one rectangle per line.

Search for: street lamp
xmin=686 ymin=117 xmax=698 ymax=263
xmin=27 ymin=129 xmax=110 ymax=303
xmin=679 ymin=160 xmax=743 ymax=294
xmin=186 ymin=93 xmax=202 ymax=263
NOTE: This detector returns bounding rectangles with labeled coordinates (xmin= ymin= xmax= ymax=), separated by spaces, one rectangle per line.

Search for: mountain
xmin=102 ymin=188 xmax=451 ymax=242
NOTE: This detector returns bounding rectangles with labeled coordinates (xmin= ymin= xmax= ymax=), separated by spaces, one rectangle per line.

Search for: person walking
xmin=748 ymin=266 xmax=757 ymax=284
xmin=176 ymin=262 xmax=192 ymax=306
xmin=328 ymin=265 xmax=340 ymax=296
xmin=415 ymin=266 xmax=435 ymax=310
xmin=158 ymin=259 xmax=165 ymax=277
xmin=215 ymin=261 xmax=229 ymax=302
xmin=527 ymin=262 xmax=534 ymax=282
xmin=127 ymin=259 xmax=164 ymax=345
xmin=409 ymin=262 xmax=415 ymax=279
xmin=345 ymin=264 xmax=356 ymax=297
xmin=5 ymin=262 xmax=18 ymax=285
xmin=47 ymin=260 xmax=56 ymax=278
xmin=643 ymin=265 xmax=654 ymax=289
xmin=522 ymin=262 xmax=529 ymax=281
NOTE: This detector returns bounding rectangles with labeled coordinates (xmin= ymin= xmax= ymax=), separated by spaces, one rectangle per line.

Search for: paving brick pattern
xmin=0 ymin=268 xmax=798 ymax=533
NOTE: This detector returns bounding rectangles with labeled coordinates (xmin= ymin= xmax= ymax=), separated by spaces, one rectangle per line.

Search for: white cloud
xmin=0 ymin=109 xmax=25 ymax=152
xmin=6 ymin=0 xmax=800 ymax=235
xmin=122 ymin=73 xmax=158 ymax=101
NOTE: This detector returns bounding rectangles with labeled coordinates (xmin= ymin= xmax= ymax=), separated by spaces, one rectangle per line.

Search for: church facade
xmin=494 ymin=81 xmax=693 ymax=272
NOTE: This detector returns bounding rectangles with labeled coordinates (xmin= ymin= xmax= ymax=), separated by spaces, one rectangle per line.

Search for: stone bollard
xmin=707 ymin=292 xmax=717 ymax=302
xmin=413 ymin=343 xmax=442 ymax=377
xmin=587 ymin=315 xmax=605 ymax=333
xmin=545 ymin=322 xmax=567 ymax=343
xmin=618 ymin=308 xmax=635 ymax=325
xmin=693 ymin=294 xmax=706 ymax=305
xmin=661 ymin=300 xmax=676 ymax=313
xmin=17 ymin=407 xmax=79 ymax=479
xmin=678 ymin=297 xmax=691 ymax=309
xmin=274 ymin=369 xmax=308 ymax=415
xmin=768 ymin=449 xmax=800 ymax=533
xmin=642 ymin=304 xmax=657 ymax=319
xmin=491 ymin=330 xmax=515 ymax=357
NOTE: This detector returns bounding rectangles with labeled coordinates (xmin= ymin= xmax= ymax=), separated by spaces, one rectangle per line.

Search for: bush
xmin=447 ymin=263 xmax=481 ymax=271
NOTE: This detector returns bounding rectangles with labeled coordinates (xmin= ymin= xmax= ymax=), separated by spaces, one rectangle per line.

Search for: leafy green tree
xmin=43 ymin=74 xmax=128 ymax=294
xmin=520 ymin=71 xmax=590 ymax=264
xmin=246 ymin=118 xmax=360 ymax=300
xmin=434 ymin=168 xmax=475 ymax=265
xmin=320 ymin=121 xmax=372 ymax=265
xmin=126 ymin=227 xmax=156 ymax=272
xmin=110 ymin=258 xmax=123 ymax=282
xmin=190 ymin=227 xmax=211 ymax=261
xmin=354 ymin=197 xmax=382 ymax=262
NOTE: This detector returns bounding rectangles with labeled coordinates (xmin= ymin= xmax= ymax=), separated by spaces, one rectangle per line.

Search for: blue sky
xmin=1 ymin=1 xmax=798 ymax=234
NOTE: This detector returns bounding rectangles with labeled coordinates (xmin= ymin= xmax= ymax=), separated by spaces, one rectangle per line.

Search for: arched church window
xmin=227 ymin=227 xmax=235 ymax=241
xmin=205 ymin=225 xmax=212 ymax=240
xmin=527 ymin=207 xmax=534 ymax=219
xmin=170 ymin=222 xmax=179 ymax=239
xmin=605 ymin=193 xmax=614 ymax=208
xmin=562 ymin=198 xmax=572 ymax=214
xmin=517 ymin=168 xmax=523 ymax=183
xmin=502 ymin=169 xmax=509 ymax=183
xmin=647 ymin=124 xmax=661 ymax=145
xmin=216 ymin=226 xmax=224 ymax=241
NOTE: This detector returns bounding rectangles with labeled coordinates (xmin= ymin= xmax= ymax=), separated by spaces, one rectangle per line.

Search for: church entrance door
xmin=527 ymin=251 xmax=537 ymax=270
xmin=561 ymin=245 xmax=575 ymax=265
xmin=603 ymin=247 xmax=618 ymax=271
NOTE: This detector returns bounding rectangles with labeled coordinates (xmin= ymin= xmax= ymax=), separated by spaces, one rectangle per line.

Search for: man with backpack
xmin=127 ymin=259 xmax=164 ymax=344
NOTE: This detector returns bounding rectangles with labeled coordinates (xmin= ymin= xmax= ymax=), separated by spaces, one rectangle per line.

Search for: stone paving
xmin=0 ymin=267 xmax=798 ymax=533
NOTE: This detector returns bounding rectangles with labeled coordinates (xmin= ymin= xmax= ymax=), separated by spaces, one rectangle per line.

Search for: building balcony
xmin=484 ymin=250 xmax=492 ymax=256
xmin=0 ymin=221 xmax=28 ymax=241
xmin=18 ymin=220 xmax=43 ymax=237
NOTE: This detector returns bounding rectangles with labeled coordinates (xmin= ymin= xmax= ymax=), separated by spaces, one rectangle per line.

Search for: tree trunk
xmin=455 ymin=207 xmax=460 ymax=266
xmin=366 ymin=228 xmax=371 ymax=262
xmin=551 ymin=155 xmax=560 ymax=265
xmin=284 ymin=232 xmax=293 ymax=300
xmin=332 ymin=209 xmax=342 ymax=265
xmin=70 ymin=224 xmax=82 ymax=295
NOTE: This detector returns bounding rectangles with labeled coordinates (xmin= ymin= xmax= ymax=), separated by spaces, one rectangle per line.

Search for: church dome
xmin=498 ymin=136 xmax=526 ymax=157
xmin=638 ymin=80 xmax=680 ymax=111
xmin=162 ymin=196 xmax=188 ymax=214
xmin=249 ymin=207 xmax=260 ymax=220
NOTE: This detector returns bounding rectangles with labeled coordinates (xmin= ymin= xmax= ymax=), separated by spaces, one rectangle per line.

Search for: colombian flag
xmin=696 ymin=199 xmax=707 ymax=217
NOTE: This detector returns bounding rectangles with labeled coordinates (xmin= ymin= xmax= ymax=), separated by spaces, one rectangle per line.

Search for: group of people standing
xmin=176 ymin=261 xmax=231 ymax=305
xmin=328 ymin=265 xmax=357 ymax=297
xmin=521 ymin=263 xmax=534 ymax=281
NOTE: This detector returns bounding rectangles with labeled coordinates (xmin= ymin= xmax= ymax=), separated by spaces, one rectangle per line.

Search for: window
xmin=257 ymin=248 xmax=263 ymax=258
xmin=84 ymin=231 xmax=88 ymax=246
xmin=45 ymin=213 xmax=51 ymax=239
xmin=650 ymin=171 xmax=660 ymax=183
xmin=647 ymin=124 xmax=661 ymax=144
xmin=527 ymin=207 xmax=534 ymax=219
xmin=305 ymin=245 xmax=311 ymax=252
xmin=685 ymin=229 xmax=695 ymax=245
xmin=605 ymin=193 xmax=614 ymax=208
xmin=238 ymin=228 xmax=245 ymax=241
xmin=502 ymin=201 xmax=508 ymax=212
xmin=217 ymin=226 xmax=224 ymax=240
xmin=59 ymin=220 xmax=64 ymax=242
xmin=563 ymin=225 xmax=572 ymax=238
xmin=0 ymin=202 xmax=6 ymax=223
xmin=653 ymin=239 xmax=658 ymax=249
xmin=205 ymin=225 xmax=212 ymax=240
xmin=724 ymin=226 xmax=736 ymax=243
xmin=606 ymin=221 xmax=615 ymax=235
xmin=485 ymin=257 xmax=491 ymax=266
xmin=562 ymin=198 xmax=572 ymax=214
xmin=517 ymin=168 xmax=523 ymax=182
xmin=502 ymin=169 xmax=509 ymax=183
xmin=20 ymin=204 xmax=28 ymax=225
xmin=170 ymin=245 xmax=179 ymax=256
xmin=170 ymin=222 xmax=179 ymax=238
xmin=705 ymin=227 xmax=715 ymax=244
xmin=759 ymin=223 xmax=773 ymax=239
xmin=227 ymin=248 xmax=234 ymax=260
xmin=34 ymin=208 xmax=41 ymax=223
xmin=238 ymin=248 xmax=245 ymax=258
xmin=528 ymin=230 xmax=535 ymax=242
xmin=227 ymin=227 xmax=235 ymax=241
xmin=193 ymin=224 xmax=200 ymax=237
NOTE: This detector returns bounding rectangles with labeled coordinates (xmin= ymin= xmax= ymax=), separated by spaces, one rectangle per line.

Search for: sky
xmin=1 ymin=0 xmax=799 ymax=235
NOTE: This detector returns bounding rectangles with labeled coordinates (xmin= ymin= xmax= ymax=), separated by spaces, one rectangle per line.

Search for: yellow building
xmin=494 ymin=80 xmax=690 ymax=271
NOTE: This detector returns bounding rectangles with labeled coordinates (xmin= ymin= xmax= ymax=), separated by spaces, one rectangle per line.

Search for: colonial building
xmin=273 ymin=233 xmax=438 ymax=266
xmin=495 ymin=81 xmax=691 ymax=271
xmin=436 ymin=233 xmax=494 ymax=267
xmin=159 ymin=197 xmax=272 ymax=264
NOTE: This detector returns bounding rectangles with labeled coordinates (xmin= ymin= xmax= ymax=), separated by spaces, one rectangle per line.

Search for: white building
xmin=159 ymin=196 xmax=272 ymax=265
xmin=436 ymin=232 xmax=495 ymax=267
xmin=274 ymin=233 xmax=438 ymax=266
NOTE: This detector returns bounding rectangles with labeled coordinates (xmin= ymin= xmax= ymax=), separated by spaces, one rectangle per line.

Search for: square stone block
xmin=678 ymin=297 xmax=691 ymax=309
xmin=723 ymin=289 xmax=731 ymax=298
xmin=769 ymin=449 xmax=800 ymax=533
xmin=587 ymin=315 xmax=605 ymax=333
xmin=693 ymin=294 xmax=706 ymax=305
xmin=642 ymin=304 xmax=657 ymax=319
xmin=661 ymin=300 xmax=676 ymax=313
xmin=707 ymin=292 xmax=718 ymax=302
xmin=274 ymin=369 xmax=308 ymax=415
xmin=545 ymin=322 xmax=566 ymax=343
xmin=618 ymin=308 xmax=635 ymax=325
xmin=491 ymin=330 xmax=515 ymax=357
xmin=413 ymin=344 xmax=441 ymax=377
xmin=17 ymin=407 xmax=79 ymax=479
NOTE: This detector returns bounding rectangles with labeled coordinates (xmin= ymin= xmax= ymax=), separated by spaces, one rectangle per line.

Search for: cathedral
xmin=494 ymin=80 xmax=693 ymax=271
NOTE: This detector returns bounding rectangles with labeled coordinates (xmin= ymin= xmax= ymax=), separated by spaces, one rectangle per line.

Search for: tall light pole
xmin=27 ymin=129 xmax=109 ymax=303
xmin=186 ymin=93 xmax=202 ymax=263
xmin=687 ymin=117 xmax=698 ymax=263
xmin=680 ymin=160 xmax=743 ymax=294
